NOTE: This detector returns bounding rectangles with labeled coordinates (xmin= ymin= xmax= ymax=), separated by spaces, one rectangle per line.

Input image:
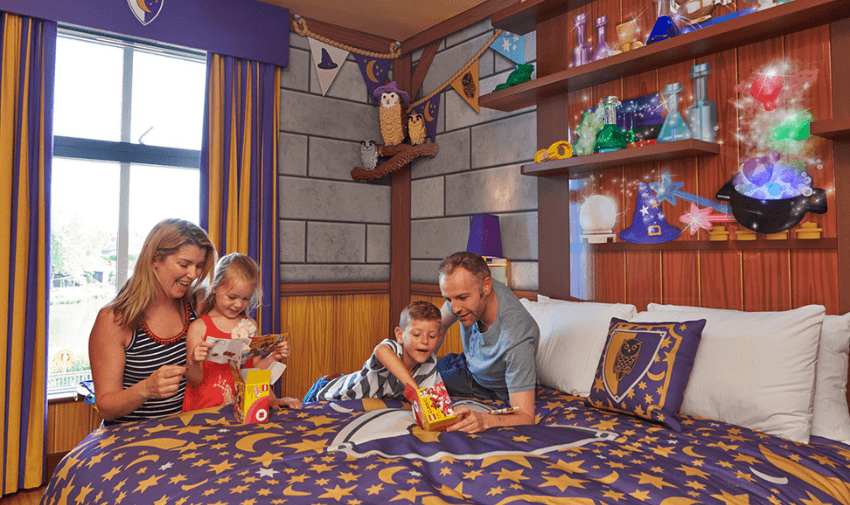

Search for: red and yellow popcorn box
xmin=232 ymin=368 xmax=271 ymax=424
xmin=404 ymin=381 xmax=457 ymax=431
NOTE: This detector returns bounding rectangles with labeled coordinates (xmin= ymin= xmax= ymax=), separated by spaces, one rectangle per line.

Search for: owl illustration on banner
xmin=614 ymin=338 xmax=642 ymax=381
xmin=373 ymin=81 xmax=411 ymax=146
xmin=360 ymin=140 xmax=378 ymax=170
xmin=407 ymin=113 xmax=427 ymax=145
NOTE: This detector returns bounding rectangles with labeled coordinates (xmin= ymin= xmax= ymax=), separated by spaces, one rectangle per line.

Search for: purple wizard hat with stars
xmin=372 ymin=81 xmax=410 ymax=104
xmin=620 ymin=182 xmax=682 ymax=244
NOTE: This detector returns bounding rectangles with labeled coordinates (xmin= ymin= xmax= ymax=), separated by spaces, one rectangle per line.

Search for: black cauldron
xmin=715 ymin=180 xmax=827 ymax=234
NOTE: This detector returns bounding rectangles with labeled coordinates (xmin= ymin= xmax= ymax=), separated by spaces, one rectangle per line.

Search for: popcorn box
xmin=405 ymin=382 xmax=457 ymax=431
xmin=232 ymin=368 xmax=271 ymax=424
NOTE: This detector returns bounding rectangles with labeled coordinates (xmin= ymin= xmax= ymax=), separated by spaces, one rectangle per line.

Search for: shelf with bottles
xmin=810 ymin=117 xmax=850 ymax=142
xmin=480 ymin=0 xmax=850 ymax=113
xmin=570 ymin=237 xmax=837 ymax=252
xmin=490 ymin=0 xmax=595 ymax=35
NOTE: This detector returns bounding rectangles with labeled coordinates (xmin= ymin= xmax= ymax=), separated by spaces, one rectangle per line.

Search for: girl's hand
xmin=188 ymin=341 xmax=211 ymax=366
xmin=272 ymin=340 xmax=290 ymax=361
xmin=270 ymin=395 xmax=302 ymax=410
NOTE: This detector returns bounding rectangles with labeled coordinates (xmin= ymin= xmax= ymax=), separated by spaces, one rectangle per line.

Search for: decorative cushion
xmin=585 ymin=317 xmax=706 ymax=431
xmin=520 ymin=297 xmax=637 ymax=397
xmin=812 ymin=313 xmax=850 ymax=443
xmin=641 ymin=303 xmax=826 ymax=443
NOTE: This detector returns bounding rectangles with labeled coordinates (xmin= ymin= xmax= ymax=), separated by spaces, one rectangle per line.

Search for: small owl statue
xmin=360 ymin=140 xmax=378 ymax=170
xmin=373 ymin=81 xmax=411 ymax=146
xmin=613 ymin=338 xmax=642 ymax=381
xmin=407 ymin=112 xmax=427 ymax=145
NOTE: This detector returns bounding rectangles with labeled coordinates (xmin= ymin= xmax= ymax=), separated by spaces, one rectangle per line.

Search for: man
xmin=436 ymin=251 xmax=539 ymax=433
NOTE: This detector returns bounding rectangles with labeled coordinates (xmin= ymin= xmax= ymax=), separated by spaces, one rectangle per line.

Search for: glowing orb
xmin=579 ymin=195 xmax=618 ymax=233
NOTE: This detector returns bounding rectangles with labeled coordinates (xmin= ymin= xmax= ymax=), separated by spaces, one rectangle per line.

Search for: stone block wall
xmin=410 ymin=20 xmax=540 ymax=290
xmin=278 ymin=32 xmax=390 ymax=283
xmin=278 ymin=21 xmax=540 ymax=290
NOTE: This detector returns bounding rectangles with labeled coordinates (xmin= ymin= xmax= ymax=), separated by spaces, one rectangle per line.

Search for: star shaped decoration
xmin=257 ymin=467 xmax=279 ymax=478
xmin=649 ymin=171 xmax=685 ymax=205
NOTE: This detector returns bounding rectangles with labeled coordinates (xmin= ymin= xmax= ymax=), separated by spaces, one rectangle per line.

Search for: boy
xmin=304 ymin=301 xmax=443 ymax=402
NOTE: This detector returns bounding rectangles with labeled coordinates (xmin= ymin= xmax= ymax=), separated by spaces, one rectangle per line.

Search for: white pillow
xmin=638 ymin=303 xmax=825 ymax=443
xmin=520 ymin=297 xmax=637 ymax=397
xmin=812 ymin=313 xmax=850 ymax=443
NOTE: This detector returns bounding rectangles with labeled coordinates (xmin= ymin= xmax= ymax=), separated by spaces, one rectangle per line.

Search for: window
xmin=48 ymin=29 xmax=206 ymax=396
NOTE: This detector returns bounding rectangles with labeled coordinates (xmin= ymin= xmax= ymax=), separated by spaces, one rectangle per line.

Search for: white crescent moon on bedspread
xmin=750 ymin=466 xmax=789 ymax=485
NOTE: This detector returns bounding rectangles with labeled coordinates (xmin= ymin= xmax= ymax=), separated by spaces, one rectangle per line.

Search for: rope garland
xmin=291 ymin=16 xmax=402 ymax=60
xmin=291 ymin=14 xmax=504 ymax=110
xmin=409 ymin=29 xmax=502 ymax=110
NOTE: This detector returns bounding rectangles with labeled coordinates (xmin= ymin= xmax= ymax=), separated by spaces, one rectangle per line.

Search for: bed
xmin=41 ymin=300 xmax=850 ymax=504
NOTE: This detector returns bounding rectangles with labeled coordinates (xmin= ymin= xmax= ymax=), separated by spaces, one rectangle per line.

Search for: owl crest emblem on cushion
xmin=407 ymin=112 xmax=427 ymax=145
xmin=373 ymin=81 xmax=411 ymax=146
xmin=613 ymin=338 xmax=642 ymax=381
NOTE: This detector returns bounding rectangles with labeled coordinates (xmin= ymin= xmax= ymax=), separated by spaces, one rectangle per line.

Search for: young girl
xmin=183 ymin=253 xmax=300 ymax=411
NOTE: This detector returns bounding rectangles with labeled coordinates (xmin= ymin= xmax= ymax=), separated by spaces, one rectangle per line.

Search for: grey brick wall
xmin=410 ymin=20 xmax=539 ymax=290
xmin=279 ymin=22 xmax=539 ymax=290
xmin=279 ymin=32 xmax=389 ymax=283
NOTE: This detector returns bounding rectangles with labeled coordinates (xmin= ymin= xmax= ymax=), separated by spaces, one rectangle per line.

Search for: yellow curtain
xmin=0 ymin=12 xmax=55 ymax=495
xmin=201 ymin=54 xmax=281 ymax=335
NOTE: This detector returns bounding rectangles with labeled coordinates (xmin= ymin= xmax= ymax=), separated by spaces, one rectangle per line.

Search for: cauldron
xmin=716 ymin=180 xmax=827 ymax=234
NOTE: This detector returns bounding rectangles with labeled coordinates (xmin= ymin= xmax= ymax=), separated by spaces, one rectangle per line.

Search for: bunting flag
xmin=354 ymin=53 xmax=391 ymax=106
xmin=413 ymin=94 xmax=441 ymax=142
xmin=450 ymin=61 xmax=479 ymax=113
xmin=307 ymin=38 xmax=349 ymax=96
xmin=492 ymin=31 xmax=525 ymax=64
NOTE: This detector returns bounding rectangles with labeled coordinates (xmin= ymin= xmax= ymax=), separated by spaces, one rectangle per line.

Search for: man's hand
xmin=445 ymin=406 xmax=489 ymax=433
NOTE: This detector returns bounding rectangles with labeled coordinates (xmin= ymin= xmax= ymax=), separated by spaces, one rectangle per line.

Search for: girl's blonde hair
xmin=110 ymin=219 xmax=217 ymax=328
xmin=200 ymin=252 xmax=262 ymax=318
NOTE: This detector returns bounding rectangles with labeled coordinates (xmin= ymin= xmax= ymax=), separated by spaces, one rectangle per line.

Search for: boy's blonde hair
xmin=200 ymin=253 xmax=263 ymax=317
xmin=398 ymin=301 xmax=441 ymax=331
xmin=110 ymin=219 xmax=216 ymax=328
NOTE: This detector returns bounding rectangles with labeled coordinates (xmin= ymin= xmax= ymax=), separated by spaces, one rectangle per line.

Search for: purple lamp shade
xmin=467 ymin=214 xmax=504 ymax=258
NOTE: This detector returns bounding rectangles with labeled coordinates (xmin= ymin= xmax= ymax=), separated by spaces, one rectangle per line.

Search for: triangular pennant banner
xmin=492 ymin=31 xmax=525 ymax=65
xmin=450 ymin=62 xmax=479 ymax=113
xmin=308 ymin=38 xmax=349 ymax=96
xmin=354 ymin=54 xmax=392 ymax=106
xmin=414 ymin=94 xmax=441 ymax=143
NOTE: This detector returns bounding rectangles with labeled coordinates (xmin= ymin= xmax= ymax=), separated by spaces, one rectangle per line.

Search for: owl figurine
xmin=407 ymin=112 xmax=427 ymax=145
xmin=360 ymin=140 xmax=378 ymax=170
xmin=613 ymin=338 xmax=642 ymax=381
xmin=373 ymin=81 xmax=411 ymax=146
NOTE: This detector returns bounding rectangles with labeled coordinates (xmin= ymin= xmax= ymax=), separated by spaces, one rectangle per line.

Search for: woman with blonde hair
xmin=89 ymin=219 xmax=217 ymax=424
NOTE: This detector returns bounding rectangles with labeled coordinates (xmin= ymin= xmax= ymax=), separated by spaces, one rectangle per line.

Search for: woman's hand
xmin=139 ymin=364 xmax=187 ymax=399
xmin=270 ymin=395 xmax=302 ymax=410
xmin=188 ymin=341 xmax=211 ymax=366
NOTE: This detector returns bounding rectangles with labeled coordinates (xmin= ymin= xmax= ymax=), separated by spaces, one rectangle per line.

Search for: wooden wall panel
xmin=46 ymin=401 xmax=99 ymax=454
xmin=700 ymin=251 xmax=743 ymax=310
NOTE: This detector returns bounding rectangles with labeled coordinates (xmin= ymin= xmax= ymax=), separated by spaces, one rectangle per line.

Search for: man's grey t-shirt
xmin=452 ymin=280 xmax=539 ymax=396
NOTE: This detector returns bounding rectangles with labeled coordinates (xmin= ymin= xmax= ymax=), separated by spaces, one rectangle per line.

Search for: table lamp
xmin=467 ymin=214 xmax=511 ymax=287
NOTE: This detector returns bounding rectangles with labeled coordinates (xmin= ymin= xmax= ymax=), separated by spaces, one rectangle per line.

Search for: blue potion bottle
xmin=686 ymin=63 xmax=717 ymax=142
xmin=647 ymin=0 xmax=681 ymax=45
xmin=658 ymin=82 xmax=692 ymax=142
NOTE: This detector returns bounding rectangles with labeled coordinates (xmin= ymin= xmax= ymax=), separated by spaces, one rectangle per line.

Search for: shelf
xmin=572 ymin=238 xmax=837 ymax=252
xmin=521 ymin=139 xmax=719 ymax=177
xmin=810 ymin=117 xmax=850 ymax=141
xmin=491 ymin=0 xmax=594 ymax=35
xmin=480 ymin=0 xmax=850 ymax=112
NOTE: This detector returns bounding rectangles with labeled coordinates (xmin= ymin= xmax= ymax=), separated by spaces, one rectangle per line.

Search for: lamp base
xmin=483 ymin=257 xmax=511 ymax=288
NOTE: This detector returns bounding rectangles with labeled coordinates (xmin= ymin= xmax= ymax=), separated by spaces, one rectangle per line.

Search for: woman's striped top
xmin=105 ymin=300 xmax=198 ymax=425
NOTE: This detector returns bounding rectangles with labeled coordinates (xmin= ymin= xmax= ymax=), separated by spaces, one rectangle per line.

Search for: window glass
xmin=53 ymin=36 xmax=123 ymax=141
xmin=131 ymin=50 xmax=206 ymax=149
xmin=48 ymin=158 xmax=119 ymax=391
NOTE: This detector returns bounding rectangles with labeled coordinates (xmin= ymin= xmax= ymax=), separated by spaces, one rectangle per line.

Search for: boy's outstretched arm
xmin=375 ymin=344 xmax=418 ymax=390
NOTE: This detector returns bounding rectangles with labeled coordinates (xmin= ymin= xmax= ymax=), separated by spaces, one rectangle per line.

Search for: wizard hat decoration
xmin=620 ymin=182 xmax=682 ymax=243
xmin=317 ymin=48 xmax=338 ymax=69
xmin=373 ymin=81 xmax=411 ymax=105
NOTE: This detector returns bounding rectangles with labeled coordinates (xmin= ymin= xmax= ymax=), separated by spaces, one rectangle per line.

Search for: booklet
xmin=205 ymin=319 xmax=287 ymax=384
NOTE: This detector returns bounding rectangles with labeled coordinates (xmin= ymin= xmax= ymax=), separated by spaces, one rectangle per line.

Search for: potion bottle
xmin=571 ymin=13 xmax=592 ymax=68
xmin=658 ymin=82 xmax=692 ymax=142
xmin=590 ymin=15 xmax=613 ymax=62
xmin=686 ymin=63 xmax=717 ymax=142
xmin=647 ymin=0 xmax=681 ymax=45
xmin=594 ymin=96 xmax=628 ymax=152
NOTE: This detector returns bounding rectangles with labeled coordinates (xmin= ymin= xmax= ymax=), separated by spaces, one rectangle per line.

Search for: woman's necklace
xmin=140 ymin=298 xmax=191 ymax=345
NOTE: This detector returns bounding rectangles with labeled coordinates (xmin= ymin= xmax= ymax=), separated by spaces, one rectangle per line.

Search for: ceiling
xmin=259 ymin=0 xmax=489 ymax=42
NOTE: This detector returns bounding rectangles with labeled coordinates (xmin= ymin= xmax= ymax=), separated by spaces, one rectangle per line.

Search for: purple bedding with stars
xmin=41 ymin=386 xmax=850 ymax=504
